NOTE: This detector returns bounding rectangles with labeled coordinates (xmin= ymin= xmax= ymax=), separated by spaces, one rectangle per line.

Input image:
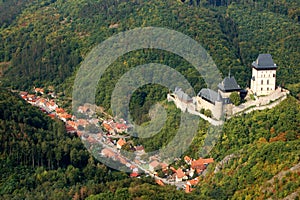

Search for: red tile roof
xmin=48 ymin=113 xmax=56 ymax=119
xmin=176 ymin=168 xmax=186 ymax=179
xmin=117 ymin=138 xmax=126 ymax=147
xmin=149 ymin=160 xmax=160 ymax=169
xmin=135 ymin=145 xmax=144 ymax=151
xmin=116 ymin=123 xmax=127 ymax=129
xmin=155 ymin=179 xmax=165 ymax=186
xmin=130 ymin=172 xmax=139 ymax=177
xmin=170 ymin=166 xmax=177 ymax=173
xmin=101 ymin=148 xmax=115 ymax=157
xmin=191 ymin=158 xmax=214 ymax=169
xmin=185 ymin=184 xmax=191 ymax=193
xmin=184 ymin=156 xmax=192 ymax=162
xmin=55 ymin=108 xmax=65 ymax=113
xmin=34 ymin=88 xmax=44 ymax=93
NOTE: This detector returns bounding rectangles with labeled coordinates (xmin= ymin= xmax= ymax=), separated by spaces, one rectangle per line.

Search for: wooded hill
xmin=0 ymin=0 xmax=299 ymax=199
xmin=0 ymin=0 xmax=299 ymax=97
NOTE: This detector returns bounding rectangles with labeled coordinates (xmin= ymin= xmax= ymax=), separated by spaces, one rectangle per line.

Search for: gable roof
xmin=155 ymin=179 xmax=165 ymax=186
xmin=174 ymin=87 xmax=193 ymax=103
xmin=218 ymin=76 xmax=241 ymax=92
xmin=191 ymin=158 xmax=214 ymax=169
xmin=176 ymin=168 xmax=186 ymax=178
xmin=130 ymin=172 xmax=139 ymax=177
xmin=117 ymin=138 xmax=126 ymax=147
xmin=184 ymin=156 xmax=192 ymax=162
xmin=149 ymin=160 xmax=160 ymax=169
xmin=252 ymin=54 xmax=277 ymax=69
xmin=198 ymin=88 xmax=222 ymax=104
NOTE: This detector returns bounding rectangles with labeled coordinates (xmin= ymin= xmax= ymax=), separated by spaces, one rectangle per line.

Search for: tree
xmin=204 ymin=109 xmax=212 ymax=118
xmin=229 ymin=92 xmax=241 ymax=106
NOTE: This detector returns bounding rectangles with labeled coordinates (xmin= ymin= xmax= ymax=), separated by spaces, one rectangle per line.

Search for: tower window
xmin=267 ymin=80 xmax=269 ymax=84
xmin=261 ymin=80 xmax=263 ymax=85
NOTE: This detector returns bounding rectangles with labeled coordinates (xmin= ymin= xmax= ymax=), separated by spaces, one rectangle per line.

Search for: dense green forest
xmin=0 ymin=0 xmax=299 ymax=97
xmin=0 ymin=0 xmax=299 ymax=199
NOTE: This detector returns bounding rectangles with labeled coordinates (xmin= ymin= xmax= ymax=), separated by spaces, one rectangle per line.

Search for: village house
xmin=117 ymin=138 xmax=126 ymax=149
xmin=101 ymin=148 xmax=116 ymax=158
xmin=75 ymin=119 xmax=89 ymax=129
xmin=191 ymin=157 xmax=214 ymax=174
xmin=102 ymin=119 xmax=117 ymax=134
xmin=46 ymin=100 xmax=58 ymax=111
xmin=175 ymin=168 xmax=188 ymax=182
xmin=20 ymin=91 xmax=28 ymax=98
xmin=135 ymin=145 xmax=145 ymax=155
xmin=155 ymin=179 xmax=165 ymax=186
xmin=55 ymin=107 xmax=65 ymax=114
xmin=116 ymin=123 xmax=128 ymax=133
xmin=185 ymin=177 xmax=199 ymax=193
xmin=34 ymin=87 xmax=44 ymax=95
xmin=78 ymin=105 xmax=90 ymax=114
xmin=149 ymin=160 xmax=160 ymax=172
xmin=130 ymin=172 xmax=140 ymax=178
xmin=58 ymin=113 xmax=72 ymax=122
xmin=188 ymin=167 xmax=195 ymax=178
xmin=27 ymin=94 xmax=36 ymax=101
xmin=184 ymin=156 xmax=192 ymax=165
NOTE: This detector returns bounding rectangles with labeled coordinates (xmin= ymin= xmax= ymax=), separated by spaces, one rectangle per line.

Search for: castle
xmin=168 ymin=54 xmax=286 ymax=121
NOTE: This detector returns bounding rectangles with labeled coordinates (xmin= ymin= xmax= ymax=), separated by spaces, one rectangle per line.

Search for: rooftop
xmin=252 ymin=54 xmax=277 ymax=69
xmin=176 ymin=168 xmax=186 ymax=178
xmin=218 ymin=75 xmax=241 ymax=92
xmin=117 ymin=138 xmax=126 ymax=147
xmin=174 ymin=87 xmax=193 ymax=103
xmin=198 ymin=88 xmax=222 ymax=104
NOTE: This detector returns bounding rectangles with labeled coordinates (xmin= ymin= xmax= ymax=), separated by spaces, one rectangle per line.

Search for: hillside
xmin=0 ymin=0 xmax=299 ymax=94
xmin=0 ymin=89 xmax=201 ymax=199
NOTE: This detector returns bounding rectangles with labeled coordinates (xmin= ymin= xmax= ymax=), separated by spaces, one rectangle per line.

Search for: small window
xmin=273 ymin=74 xmax=276 ymax=77
xmin=261 ymin=88 xmax=263 ymax=91
xmin=267 ymin=88 xmax=269 ymax=91
xmin=261 ymin=80 xmax=263 ymax=85
xmin=267 ymin=80 xmax=269 ymax=84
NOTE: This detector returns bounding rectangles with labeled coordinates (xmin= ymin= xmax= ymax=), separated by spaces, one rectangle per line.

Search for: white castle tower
xmin=250 ymin=54 xmax=277 ymax=96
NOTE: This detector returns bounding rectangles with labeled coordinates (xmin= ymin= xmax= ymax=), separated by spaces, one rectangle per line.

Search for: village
xmin=18 ymin=86 xmax=214 ymax=193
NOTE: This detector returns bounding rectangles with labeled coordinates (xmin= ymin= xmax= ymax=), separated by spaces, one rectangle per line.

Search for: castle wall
xmin=196 ymin=96 xmax=223 ymax=120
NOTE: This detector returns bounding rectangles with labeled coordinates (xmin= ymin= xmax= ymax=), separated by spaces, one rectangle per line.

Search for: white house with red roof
xmin=175 ymin=168 xmax=188 ymax=182
xmin=117 ymin=138 xmax=126 ymax=149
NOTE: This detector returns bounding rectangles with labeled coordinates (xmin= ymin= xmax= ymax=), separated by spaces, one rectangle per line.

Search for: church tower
xmin=250 ymin=54 xmax=277 ymax=96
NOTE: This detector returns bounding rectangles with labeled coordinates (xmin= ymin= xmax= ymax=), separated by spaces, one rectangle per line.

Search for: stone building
xmin=168 ymin=53 xmax=279 ymax=120
xmin=167 ymin=87 xmax=196 ymax=112
xmin=250 ymin=54 xmax=277 ymax=96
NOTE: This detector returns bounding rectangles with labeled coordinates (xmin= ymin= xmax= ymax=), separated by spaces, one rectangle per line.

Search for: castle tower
xmin=250 ymin=54 xmax=277 ymax=96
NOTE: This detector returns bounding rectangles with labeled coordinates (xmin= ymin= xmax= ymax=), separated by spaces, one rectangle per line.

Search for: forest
xmin=0 ymin=0 xmax=299 ymax=199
